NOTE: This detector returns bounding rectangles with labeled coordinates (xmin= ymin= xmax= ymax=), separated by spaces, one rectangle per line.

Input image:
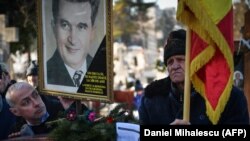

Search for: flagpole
xmin=183 ymin=27 xmax=191 ymax=122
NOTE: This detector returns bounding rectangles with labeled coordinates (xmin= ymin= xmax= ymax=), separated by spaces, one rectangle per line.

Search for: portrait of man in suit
xmin=46 ymin=0 xmax=101 ymax=90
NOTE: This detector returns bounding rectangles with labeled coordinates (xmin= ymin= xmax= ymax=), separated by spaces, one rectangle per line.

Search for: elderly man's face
xmin=54 ymin=0 xmax=93 ymax=69
xmin=166 ymin=55 xmax=185 ymax=84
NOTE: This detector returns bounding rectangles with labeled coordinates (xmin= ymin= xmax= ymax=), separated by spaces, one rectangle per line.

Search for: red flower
xmin=106 ymin=117 xmax=113 ymax=123
xmin=66 ymin=110 xmax=77 ymax=121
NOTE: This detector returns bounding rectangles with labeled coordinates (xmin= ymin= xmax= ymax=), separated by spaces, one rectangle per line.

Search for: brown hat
xmin=163 ymin=29 xmax=186 ymax=66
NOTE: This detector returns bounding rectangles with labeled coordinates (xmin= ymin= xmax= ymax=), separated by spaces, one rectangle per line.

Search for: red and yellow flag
xmin=177 ymin=0 xmax=234 ymax=124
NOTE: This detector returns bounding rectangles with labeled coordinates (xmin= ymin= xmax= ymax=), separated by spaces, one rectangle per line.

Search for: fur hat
xmin=26 ymin=60 xmax=38 ymax=76
xmin=163 ymin=29 xmax=186 ymax=66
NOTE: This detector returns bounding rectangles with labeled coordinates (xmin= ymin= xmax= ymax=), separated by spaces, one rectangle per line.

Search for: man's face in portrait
xmin=54 ymin=0 xmax=93 ymax=69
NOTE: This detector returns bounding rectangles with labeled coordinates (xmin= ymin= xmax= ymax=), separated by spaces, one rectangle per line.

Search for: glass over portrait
xmin=37 ymin=0 xmax=113 ymax=101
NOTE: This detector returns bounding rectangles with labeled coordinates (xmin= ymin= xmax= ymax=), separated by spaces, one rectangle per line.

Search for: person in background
xmin=0 ymin=63 xmax=16 ymax=97
xmin=13 ymin=60 xmax=66 ymax=134
xmin=0 ymin=63 xmax=16 ymax=140
xmin=26 ymin=60 xmax=62 ymax=104
xmin=5 ymin=82 xmax=80 ymax=137
xmin=133 ymin=79 xmax=144 ymax=110
xmin=26 ymin=60 xmax=39 ymax=88
xmin=47 ymin=0 xmax=100 ymax=87
xmin=7 ymin=62 xmax=65 ymax=137
xmin=139 ymin=29 xmax=249 ymax=125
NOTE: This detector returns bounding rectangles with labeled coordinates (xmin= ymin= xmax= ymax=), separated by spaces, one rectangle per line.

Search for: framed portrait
xmin=37 ymin=0 xmax=113 ymax=101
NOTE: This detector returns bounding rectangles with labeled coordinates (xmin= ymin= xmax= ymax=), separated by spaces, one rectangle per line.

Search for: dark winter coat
xmin=139 ymin=77 xmax=249 ymax=125
xmin=0 ymin=96 xmax=16 ymax=140
xmin=0 ymin=83 xmax=17 ymax=140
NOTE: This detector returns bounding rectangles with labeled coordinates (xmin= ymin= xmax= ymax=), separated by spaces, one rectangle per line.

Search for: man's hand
xmin=170 ymin=119 xmax=191 ymax=125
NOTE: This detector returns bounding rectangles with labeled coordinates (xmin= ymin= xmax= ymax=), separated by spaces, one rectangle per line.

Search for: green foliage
xmin=113 ymin=0 xmax=155 ymax=44
xmin=157 ymin=9 xmax=176 ymax=46
xmin=113 ymin=0 xmax=138 ymax=43
xmin=48 ymin=103 xmax=139 ymax=141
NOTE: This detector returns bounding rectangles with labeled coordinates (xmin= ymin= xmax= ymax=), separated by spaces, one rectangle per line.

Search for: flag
xmin=177 ymin=0 xmax=234 ymax=124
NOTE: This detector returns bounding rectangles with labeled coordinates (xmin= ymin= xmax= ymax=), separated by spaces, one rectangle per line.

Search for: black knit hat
xmin=26 ymin=60 xmax=38 ymax=76
xmin=163 ymin=29 xmax=186 ymax=66
xmin=135 ymin=79 xmax=143 ymax=91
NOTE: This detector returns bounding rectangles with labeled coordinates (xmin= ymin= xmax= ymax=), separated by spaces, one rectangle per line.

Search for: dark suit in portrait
xmin=47 ymin=49 xmax=92 ymax=87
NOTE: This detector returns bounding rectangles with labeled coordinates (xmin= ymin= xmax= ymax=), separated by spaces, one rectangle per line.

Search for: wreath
xmin=46 ymin=103 xmax=139 ymax=141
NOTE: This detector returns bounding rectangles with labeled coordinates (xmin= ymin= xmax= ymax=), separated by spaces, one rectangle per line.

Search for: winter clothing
xmin=163 ymin=29 xmax=186 ymax=66
xmin=0 ymin=96 xmax=16 ymax=140
xmin=139 ymin=77 xmax=249 ymax=125
xmin=0 ymin=83 xmax=17 ymax=139
xmin=134 ymin=94 xmax=143 ymax=110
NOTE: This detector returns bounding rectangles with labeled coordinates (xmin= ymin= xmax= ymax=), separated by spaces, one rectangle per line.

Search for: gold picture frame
xmin=37 ymin=0 xmax=113 ymax=102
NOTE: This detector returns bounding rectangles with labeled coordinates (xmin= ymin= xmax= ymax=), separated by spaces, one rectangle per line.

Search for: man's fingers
xmin=170 ymin=119 xmax=191 ymax=125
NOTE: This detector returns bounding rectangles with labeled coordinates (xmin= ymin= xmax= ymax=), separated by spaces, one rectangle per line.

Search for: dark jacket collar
xmin=170 ymin=82 xmax=184 ymax=102
xmin=144 ymin=77 xmax=171 ymax=98
xmin=144 ymin=77 xmax=195 ymax=99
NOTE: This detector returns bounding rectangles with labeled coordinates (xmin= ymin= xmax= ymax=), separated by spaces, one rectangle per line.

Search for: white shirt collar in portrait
xmin=45 ymin=60 xmax=87 ymax=93
xmin=65 ymin=59 xmax=87 ymax=86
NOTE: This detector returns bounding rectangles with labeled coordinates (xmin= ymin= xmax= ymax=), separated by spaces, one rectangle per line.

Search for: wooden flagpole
xmin=183 ymin=27 xmax=191 ymax=122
